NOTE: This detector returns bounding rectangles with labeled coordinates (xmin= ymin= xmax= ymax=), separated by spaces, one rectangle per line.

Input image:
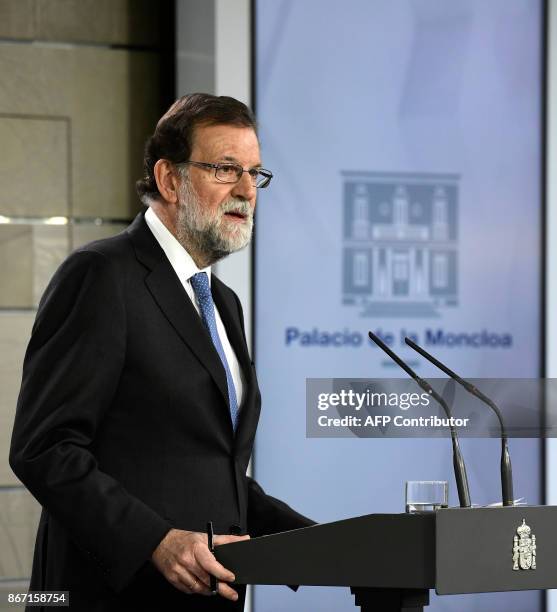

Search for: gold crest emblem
xmin=512 ymin=519 xmax=536 ymax=571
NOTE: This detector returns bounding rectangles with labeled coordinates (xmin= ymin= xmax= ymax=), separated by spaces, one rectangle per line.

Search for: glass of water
xmin=405 ymin=481 xmax=448 ymax=513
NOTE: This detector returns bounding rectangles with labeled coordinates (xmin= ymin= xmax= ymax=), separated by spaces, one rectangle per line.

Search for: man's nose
xmin=231 ymin=171 xmax=257 ymax=201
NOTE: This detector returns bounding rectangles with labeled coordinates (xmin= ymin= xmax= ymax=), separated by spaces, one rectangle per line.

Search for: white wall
xmin=547 ymin=1 xmax=557 ymax=611
xmin=176 ymin=0 xmax=215 ymax=94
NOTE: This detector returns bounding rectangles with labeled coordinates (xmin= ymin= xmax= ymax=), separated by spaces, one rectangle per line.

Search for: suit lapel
xmin=212 ymin=276 xmax=258 ymax=445
xmin=127 ymin=213 xmax=229 ymax=407
xmin=211 ymin=277 xmax=252 ymax=384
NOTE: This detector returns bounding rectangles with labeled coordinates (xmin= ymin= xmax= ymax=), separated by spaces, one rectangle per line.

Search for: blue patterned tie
xmin=190 ymin=272 xmax=239 ymax=431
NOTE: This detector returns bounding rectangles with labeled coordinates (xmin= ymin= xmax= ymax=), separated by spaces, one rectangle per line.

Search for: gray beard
xmin=176 ymin=178 xmax=254 ymax=267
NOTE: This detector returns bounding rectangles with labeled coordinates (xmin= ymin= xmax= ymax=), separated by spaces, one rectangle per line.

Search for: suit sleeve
xmin=9 ymin=249 xmax=171 ymax=593
xmin=246 ymin=477 xmax=316 ymax=536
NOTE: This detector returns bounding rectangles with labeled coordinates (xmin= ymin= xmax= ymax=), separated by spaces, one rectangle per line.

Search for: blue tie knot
xmin=190 ymin=271 xmax=211 ymax=300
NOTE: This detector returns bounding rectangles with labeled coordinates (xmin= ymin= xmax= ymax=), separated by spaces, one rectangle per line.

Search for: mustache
xmin=220 ymin=199 xmax=252 ymax=217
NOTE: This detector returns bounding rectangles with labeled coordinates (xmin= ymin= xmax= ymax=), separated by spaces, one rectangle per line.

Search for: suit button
xmin=229 ymin=524 xmax=242 ymax=535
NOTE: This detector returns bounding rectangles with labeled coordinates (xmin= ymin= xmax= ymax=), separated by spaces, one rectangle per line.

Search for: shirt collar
xmin=144 ymin=205 xmax=211 ymax=284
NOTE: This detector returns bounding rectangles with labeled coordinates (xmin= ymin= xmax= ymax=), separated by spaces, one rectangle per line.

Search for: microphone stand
xmin=404 ymin=337 xmax=514 ymax=507
xmin=368 ymin=332 xmax=471 ymax=508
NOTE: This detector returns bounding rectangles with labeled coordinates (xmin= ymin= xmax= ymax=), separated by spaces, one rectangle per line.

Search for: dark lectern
xmin=214 ymin=506 xmax=557 ymax=611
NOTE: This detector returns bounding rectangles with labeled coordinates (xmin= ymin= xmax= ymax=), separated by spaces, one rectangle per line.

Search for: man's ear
xmin=153 ymin=159 xmax=180 ymax=204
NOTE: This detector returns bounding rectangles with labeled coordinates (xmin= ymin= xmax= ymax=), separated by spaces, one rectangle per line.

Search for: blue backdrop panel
xmin=254 ymin=1 xmax=543 ymax=610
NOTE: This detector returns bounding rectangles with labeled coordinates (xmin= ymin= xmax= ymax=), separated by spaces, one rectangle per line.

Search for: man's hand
xmin=151 ymin=528 xmax=249 ymax=600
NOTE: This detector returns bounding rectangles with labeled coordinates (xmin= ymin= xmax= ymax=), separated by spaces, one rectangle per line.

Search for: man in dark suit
xmin=10 ymin=94 xmax=313 ymax=611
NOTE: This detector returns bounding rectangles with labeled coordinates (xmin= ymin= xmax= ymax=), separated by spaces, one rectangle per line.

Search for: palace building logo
xmin=342 ymin=171 xmax=459 ymax=318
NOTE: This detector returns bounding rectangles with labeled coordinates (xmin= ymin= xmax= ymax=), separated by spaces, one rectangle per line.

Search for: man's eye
xmin=219 ymin=164 xmax=238 ymax=175
xmin=248 ymin=168 xmax=260 ymax=179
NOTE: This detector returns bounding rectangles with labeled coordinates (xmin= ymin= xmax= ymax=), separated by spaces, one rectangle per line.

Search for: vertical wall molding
xmin=214 ymin=0 xmax=253 ymax=355
xmin=547 ymin=1 xmax=556 ymax=611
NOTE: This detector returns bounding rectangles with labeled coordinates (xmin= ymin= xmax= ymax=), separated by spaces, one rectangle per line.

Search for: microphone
xmin=404 ymin=337 xmax=514 ymax=507
xmin=368 ymin=331 xmax=472 ymax=508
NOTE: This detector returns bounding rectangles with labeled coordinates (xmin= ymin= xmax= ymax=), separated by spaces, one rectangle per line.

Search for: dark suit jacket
xmin=10 ymin=212 xmax=313 ymax=611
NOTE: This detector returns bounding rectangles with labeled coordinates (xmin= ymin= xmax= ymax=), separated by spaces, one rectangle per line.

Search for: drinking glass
xmin=405 ymin=480 xmax=448 ymax=513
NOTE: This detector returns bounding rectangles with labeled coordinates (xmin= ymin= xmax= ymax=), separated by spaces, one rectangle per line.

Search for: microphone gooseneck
xmin=368 ymin=331 xmax=471 ymax=508
xmin=404 ymin=336 xmax=514 ymax=507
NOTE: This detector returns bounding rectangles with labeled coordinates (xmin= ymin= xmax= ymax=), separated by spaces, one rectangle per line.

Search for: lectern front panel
xmin=436 ymin=506 xmax=557 ymax=594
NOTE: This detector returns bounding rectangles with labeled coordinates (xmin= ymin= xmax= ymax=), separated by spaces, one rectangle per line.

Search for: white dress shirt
xmin=144 ymin=206 xmax=244 ymax=406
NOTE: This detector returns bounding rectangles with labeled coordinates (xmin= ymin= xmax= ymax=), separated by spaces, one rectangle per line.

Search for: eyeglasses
xmin=181 ymin=160 xmax=273 ymax=188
